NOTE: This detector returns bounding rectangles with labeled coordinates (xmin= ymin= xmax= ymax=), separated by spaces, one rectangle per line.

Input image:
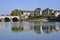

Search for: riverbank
xmin=25 ymin=18 xmax=48 ymax=22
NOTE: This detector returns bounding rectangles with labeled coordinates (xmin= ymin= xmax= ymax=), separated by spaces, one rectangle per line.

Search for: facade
xmin=22 ymin=11 xmax=31 ymax=16
xmin=20 ymin=11 xmax=34 ymax=20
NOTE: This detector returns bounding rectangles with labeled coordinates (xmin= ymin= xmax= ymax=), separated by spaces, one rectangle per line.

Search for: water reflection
xmin=0 ymin=22 xmax=60 ymax=40
xmin=11 ymin=22 xmax=60 ymax=34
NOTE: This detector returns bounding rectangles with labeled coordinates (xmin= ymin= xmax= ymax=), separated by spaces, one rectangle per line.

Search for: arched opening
xmin=4 ymin=17 xmax=10 ymax=22
xmin=12 ymin=17 xmax=19 ymax=22
xmin=0 ymin=19 xmax=2 ymax=22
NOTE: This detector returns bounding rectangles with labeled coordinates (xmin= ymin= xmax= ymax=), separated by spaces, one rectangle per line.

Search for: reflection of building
xmin=11 ymin=22 xmax=60 ymax=34
xmin=21 ymin=22 xmax=34 ymax=31
xmin=55 ymin=22 xmax=60 ymax=31
xmin=34 ymin=26 xmax=43 ymax=34
xmin=23 ymin=27 xmax=31 ymax=31
xmin=11 ymin=25 xmax=60 ymax=33
xmin=55 ymin=26 xmax=60 ymax=31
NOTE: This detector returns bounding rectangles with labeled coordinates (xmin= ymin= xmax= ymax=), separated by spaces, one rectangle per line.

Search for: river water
xmin=0 ymin=22 xmax=60 ymax=40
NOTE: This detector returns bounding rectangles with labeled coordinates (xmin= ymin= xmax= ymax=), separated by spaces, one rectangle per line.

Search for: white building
xmin=20 ymin=11 xmax=34 ymax=20
xmin=55 ymin=12 xmax=60 ymax=17
xmin=23 ymin=12 xmax=30 ymax=16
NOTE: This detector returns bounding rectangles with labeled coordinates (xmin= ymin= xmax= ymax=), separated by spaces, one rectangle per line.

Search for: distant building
xmin=22 ymin=11 xmax=32 ymax=16
xmin=42 ymin=8 xmax=53 ymax=16
xmin=20 ymin=11 xmax=34 ymax=20
xmin=34 ymin=8 xmax=42 ymax=16
xmin=54 ymin=10 xmax=60 ymax=17
xmin=20 ymin=8 xmax=60 ymax=20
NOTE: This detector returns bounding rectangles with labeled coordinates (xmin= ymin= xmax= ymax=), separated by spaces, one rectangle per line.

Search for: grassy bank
xmin=25 ymin=18 xmax=48 ymax=22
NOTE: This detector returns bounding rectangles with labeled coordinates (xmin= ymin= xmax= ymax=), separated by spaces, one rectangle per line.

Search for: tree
xmin=10 ymin=9 xmax=22 ymax=16
xmin=34 ymin=12 xmax=37 ymax=17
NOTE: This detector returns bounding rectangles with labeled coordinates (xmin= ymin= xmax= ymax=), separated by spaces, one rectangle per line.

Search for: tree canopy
xmin=10 ymin=9 xmax=22 ymax=16
xmin=34 ymin=12 xmax=37 ymax=17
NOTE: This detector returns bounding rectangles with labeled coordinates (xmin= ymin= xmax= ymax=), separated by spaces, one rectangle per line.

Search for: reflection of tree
xmin=11 ymin=22 xmax=60 ymax=34
xmin=42 ymin=26 xmax=54 ymax=33
xmin=34 ymin=26 xmax=41 ymax=34
xmin=34 ymin=26 xmax=55 ymax=34
xmin=12 ymin=26 xmax=23 ymax=32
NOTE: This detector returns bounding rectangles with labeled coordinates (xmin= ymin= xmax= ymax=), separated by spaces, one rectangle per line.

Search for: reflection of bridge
xmin=0 ymin=16 xmax=19 ymax=22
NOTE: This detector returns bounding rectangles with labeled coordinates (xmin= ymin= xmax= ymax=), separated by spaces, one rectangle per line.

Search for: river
xmin=0 ymin=22 xmax=60 ymax=40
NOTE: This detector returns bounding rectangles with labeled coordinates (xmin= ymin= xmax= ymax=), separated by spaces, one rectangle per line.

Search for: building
xmin=20 ymin=8 xmax=60 ymax=20
xmin=34 ymin=8 xmax=42 ymax=16
xmin=42 ymin=8 xmax=53 ymax=16
xmin=54 ymin=10 xmax=60 ymax=17
xmin=20 ymin=10 xmax=34 ymax=20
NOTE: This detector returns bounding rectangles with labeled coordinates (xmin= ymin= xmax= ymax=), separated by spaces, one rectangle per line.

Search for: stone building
xmin=34 ymin=8 xmax=42 ymax=16
xmin=42 ymin=8 xmax=53 ymax=16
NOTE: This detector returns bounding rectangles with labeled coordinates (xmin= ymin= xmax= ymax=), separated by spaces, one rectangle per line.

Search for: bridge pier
xmin=10 ymin=17 xmax=13 ymax=22
xmin=1 ymin=18 xmax=4 ymax=22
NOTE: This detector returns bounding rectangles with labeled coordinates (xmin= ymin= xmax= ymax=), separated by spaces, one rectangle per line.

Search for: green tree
xmin=34 ymin=12 xmax=37 ymax=17
xmin=10 ymin=9 xmax=22 ymax=16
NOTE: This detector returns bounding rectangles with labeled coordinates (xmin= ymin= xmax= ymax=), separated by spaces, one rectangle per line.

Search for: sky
xmin=0 ymin=0 xmax=60 ymax=15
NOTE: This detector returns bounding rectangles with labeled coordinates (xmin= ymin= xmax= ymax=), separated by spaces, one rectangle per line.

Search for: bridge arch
xmin=4 ymin=17 xmax=10 ymax=22
xmin=0 ymin=17 xmax=2 ymax=22
xmin=12 ymin=17 xmax=19 ymax=22
xmin=0 ymin=19 xmax=2 ymax=22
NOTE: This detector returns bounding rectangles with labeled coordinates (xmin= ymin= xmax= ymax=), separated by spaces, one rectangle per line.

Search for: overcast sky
xmin=0 ymin=0 xmax=60 ymax=15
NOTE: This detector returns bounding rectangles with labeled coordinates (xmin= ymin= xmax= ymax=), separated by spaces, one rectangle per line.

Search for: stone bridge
xmin=0 ymin=16 xmax=20 ymax=22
